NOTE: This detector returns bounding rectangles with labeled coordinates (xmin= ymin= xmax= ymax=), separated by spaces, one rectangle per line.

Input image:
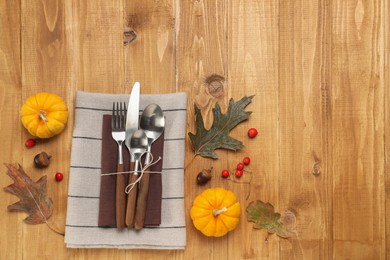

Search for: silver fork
xmin=112 ymin=102 xmax=127 ymax=228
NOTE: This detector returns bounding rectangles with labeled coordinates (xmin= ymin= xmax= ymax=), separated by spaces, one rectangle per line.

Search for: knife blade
xmin=124 ymin=81 xmax=140 ymax=228
xmin=125 ymin=81 xmax=140 ymax=151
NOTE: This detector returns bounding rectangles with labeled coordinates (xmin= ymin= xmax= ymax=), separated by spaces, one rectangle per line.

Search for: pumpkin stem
xmin=38 ymin=110 xmax=48 ymax=123
xmin=212 ymin=207 xmax=228 ymax=217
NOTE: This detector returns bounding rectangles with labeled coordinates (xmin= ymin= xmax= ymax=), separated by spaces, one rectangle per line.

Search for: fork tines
xmin=112 ymin=102 xmax=127 ymax=130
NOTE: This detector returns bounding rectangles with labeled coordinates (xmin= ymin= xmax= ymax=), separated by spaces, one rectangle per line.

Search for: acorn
xmin=196 ymin=167 xmax=212 ymax=185
xmin=34 ymin=152 xmax=51 ymax=168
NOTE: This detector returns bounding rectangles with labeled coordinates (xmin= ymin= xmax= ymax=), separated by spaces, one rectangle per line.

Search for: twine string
xmin=124 ymin=153 xmax=161 ymax=193
xmin=100 ymin=152 xmax=162 ymax=194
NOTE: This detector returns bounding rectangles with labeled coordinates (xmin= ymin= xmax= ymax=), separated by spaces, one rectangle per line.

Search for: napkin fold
xmin=65 ymin=91 xmax=187 ymax=249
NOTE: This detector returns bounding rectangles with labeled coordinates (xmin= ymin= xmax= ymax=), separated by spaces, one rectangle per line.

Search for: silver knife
xmin=124 ymin=81 xmax=140 ymax=227
xmin=125 ymin=81 xmax=140 ymax=152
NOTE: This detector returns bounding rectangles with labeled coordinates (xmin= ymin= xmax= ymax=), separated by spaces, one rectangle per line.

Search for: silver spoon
xmin=134 ymin=104 xmax=165 ymax=229
xmin=140 ymin=104 xmax=165 ymax=163
xmin=125 ymin=129 xmax=148 ymax=228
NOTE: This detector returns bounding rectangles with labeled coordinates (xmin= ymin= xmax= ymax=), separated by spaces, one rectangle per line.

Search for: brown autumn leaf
xmin=4 ymin=163 xmax=53 ymax=224
xmin=246 ymin=200 xmax=296 ymax=238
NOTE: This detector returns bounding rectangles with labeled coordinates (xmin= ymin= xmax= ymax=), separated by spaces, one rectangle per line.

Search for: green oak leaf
xmin=246 ymin=200 xmax=294 ymax=238
xmin=188 ymin=95 xmax=254 ymax=159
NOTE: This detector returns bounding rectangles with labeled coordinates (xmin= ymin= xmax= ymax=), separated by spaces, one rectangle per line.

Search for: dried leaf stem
xmin=227 ymin=169 xmax=253 ymax=200
xmin=184 ymin=154 xmax=197 ymax=170
xmin=45 ymin=220 xmax=65 ymax=236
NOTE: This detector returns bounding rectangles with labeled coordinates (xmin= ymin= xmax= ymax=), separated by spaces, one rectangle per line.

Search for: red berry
xmin=55 ymin=172 xmax=64 ymax=182
xmin=25 ymin=138 xmax=36 ymax=148
xmin=235 ymin=170 xmax=243 ymax=178
xmin=236 ymin=162 xmax=245 ymax=171
xmin=243 ymin=157 xmax=250 ymax=165
xmin=248 ymin=128 xmax=258 ymax=138
xmin=221 ymin=169 xmax=230 ymax=178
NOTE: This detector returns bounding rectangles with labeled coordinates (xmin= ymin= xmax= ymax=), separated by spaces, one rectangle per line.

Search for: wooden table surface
xmin=1 ymin=1 xmax=389 ymax=259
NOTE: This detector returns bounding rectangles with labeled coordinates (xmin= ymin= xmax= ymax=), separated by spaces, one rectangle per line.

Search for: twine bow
xmin=101 ymin=152 xmax=162 ymax=194
xmin=124 ymin=152 xmax=162 ymax=193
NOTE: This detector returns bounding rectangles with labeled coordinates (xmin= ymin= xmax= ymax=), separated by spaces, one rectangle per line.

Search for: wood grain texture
xmin=0 ymin=1 xmax=22 ymax=260
xmin=278 ymin=0 xmax=332 ymax=258
xmin=331 ymin=0 xmax=385 ymax=258
xmin=0 ymin=0 xmax=388 ymax=259
xmin=73 ymin=0 xmax=124 ymax=92
xmin=125 ymin=0 xmax=176 ymax=93
xmin=384 ymin=0 xmax=390 ymax=258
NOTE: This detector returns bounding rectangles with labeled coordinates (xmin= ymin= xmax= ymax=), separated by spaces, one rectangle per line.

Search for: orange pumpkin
xmin=190 ymin=187 xmax=241 ymax=237
xmin=20 ymin=92 xmax=68 ymax=138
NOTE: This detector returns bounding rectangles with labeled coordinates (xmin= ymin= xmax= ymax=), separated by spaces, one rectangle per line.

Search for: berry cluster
xmin=221 ymin=156 xmax=251 ymax=178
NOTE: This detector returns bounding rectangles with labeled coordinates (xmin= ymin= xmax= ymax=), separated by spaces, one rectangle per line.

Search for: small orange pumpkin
xmin=20 ymin=92 xmax=68 ymax=138
xmin=190 ymin=187 xmax=241 ymax=237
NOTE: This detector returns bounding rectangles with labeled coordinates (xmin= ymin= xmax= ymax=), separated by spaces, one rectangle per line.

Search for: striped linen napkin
xmin=65 ymin=91 xmax=187 ymax=249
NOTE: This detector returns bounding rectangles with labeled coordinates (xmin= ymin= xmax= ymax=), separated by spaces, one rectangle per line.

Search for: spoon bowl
xmin=130 ymin=129 xmax=148 ymax=160
xmin=140 ymin=104 xmax=165 ymax=162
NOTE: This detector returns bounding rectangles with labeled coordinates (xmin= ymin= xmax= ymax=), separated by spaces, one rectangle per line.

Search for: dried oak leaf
xmin=188 ymin=95 xmax=254 ymax=159
xmin=246 ymin=200 xmax=294 ymax=238
xmin=3 ymin=163 xmax=53 ymax=224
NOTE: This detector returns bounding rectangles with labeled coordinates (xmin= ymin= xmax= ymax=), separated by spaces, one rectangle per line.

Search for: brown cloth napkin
xmin=98 ymin=115 xmax=163 ymax=227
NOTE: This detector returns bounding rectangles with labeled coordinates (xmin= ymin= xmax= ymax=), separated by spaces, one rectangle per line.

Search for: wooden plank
xmin=20 ymin=0 xmax=74 ymax=258
xmin=0 ymin=1 xmax=22 ymax=259
xmin=124 ymin=0 xmax=176 ymax=93
xmin=331 ymin=0 xmax=385 ymax=258
xmin=278 ymin=0 xmax=332 ymax=258
xmin=384 ymin=0 xmax=390 ymax=257
xmin=73 ymin=0 xmax=124 ymax=93
xmin=227 ymin=1 xmax=279 ymax=259
xmin=176 ymin=0 xmax=228 ymax=259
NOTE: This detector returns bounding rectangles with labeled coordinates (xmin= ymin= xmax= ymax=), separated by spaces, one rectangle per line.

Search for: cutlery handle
xmin=115 ymin=163 xmax=126 ymax=228
xmin=134 ymin=145 xmax=152 ymax=230
xmin=126 ymin=161 xmax=137 ymax=228
xmin=134 ymin=171 xmax=150 ymax=230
